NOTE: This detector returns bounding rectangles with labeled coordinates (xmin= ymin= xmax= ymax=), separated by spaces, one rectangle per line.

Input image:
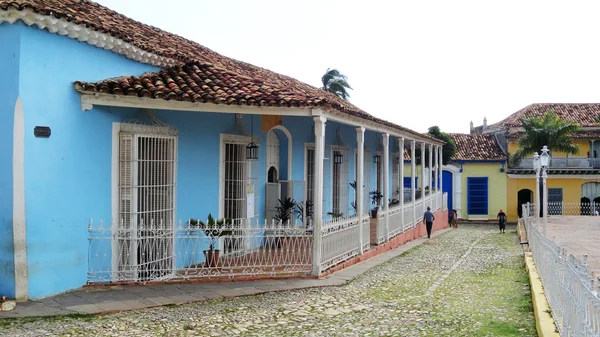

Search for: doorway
xmin=517 ymin=189 xmax=533 ymax=218
xmin=442 ymin=170 xmax=453 ymax=211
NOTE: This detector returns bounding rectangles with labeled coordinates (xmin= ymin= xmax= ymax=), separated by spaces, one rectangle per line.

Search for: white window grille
xmin=331 ymin=146 xmax=349 ymax=216
xmin=224 ymin=143 xmax=249 ymax=220
xmin=392 ymin=153 xmax=400 ymax=201
xmin=306 ymin=145 xmax=315 ymax=207
xmin=220 ymin=134 xmax=259 ymax=255
xmin=118 ymin=126 xmax=177 ymax=282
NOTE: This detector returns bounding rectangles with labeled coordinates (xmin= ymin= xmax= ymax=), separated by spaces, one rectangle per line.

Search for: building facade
xmin=0 ymin=1 xmax=446 ymax=300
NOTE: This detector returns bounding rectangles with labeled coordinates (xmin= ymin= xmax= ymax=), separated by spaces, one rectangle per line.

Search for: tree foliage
xmin=509 ymin=111 xmax=580 ymax=167
xmin=415 ymin=126 xmax=456 ymax=166
xmin=321 ymin=68 xmax=352 ymax=100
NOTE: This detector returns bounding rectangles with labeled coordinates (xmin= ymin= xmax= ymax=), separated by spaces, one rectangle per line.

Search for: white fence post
xmin=311 ymin=115 xmax=326 ymax=275
xmin=356 ymin=127 xmax=365 ymax=254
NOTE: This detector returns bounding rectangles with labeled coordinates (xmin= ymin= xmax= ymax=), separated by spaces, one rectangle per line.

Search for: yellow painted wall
xmin=507 ymin=140 xmax=590 ymax=158
xmin=460 ymin=162 xmax=507 ymax=220
xmin=506 ymin=178 xmax=536 ymax=222
xmin=506 ymin=176 xmax=600 ymax=222
xmin=402 ymin=163 xmax=425 ymax=185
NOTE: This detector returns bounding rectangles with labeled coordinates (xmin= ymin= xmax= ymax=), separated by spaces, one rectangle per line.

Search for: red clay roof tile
xmin=492 ymin=103 xmax=600 ymax=128
xmin=0 ymin=0 xmax=440 ymax=142
xmin=448 ymin=133 xmax=506 ymax=161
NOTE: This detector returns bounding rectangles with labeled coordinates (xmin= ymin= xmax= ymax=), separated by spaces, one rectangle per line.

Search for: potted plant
xmin=295 ymin=199 xmax=313 ymax=229
xmin=274 ymin=197 xmax=297 ymax=224
xmin=189 ymin=214 xmax=232 ymax=267
xmin=369 ymin=190 xmax=383 ymax=218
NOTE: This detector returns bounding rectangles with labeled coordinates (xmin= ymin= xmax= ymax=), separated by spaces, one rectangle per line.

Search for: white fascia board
xmin=322 ymin=111 xmax=444 ymax=146
xmin=80 ymin=93 xmax=443 ymax=145
xmin=80 ymin=93 xmax=312 ymax=116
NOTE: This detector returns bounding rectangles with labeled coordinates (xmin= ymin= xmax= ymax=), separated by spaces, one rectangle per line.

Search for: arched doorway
xmin=581 ymin=197 xmax=591 ymax=215
xmin=265 ymin=126 xmax=293 ymax=222
xmin=581 ymin=182 xmax=600 ymax=217
xmin=265 ymin=131 xmax=281 ymax=221
xmin=594 ymin=197 xmax=600 ymax=216
xmin=517 ymin=189 xmax=533 ymax=218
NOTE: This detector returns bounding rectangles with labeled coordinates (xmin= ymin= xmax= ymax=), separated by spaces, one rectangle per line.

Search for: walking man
xmin=423 ymin=206 xmax=435 ymax=238
xmin=497 ymin=209 xmax=507 ymax=233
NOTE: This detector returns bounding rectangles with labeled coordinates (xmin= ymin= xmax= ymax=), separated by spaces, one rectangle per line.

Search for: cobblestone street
xmin=1 ymin=225 xmax=537 ymax=337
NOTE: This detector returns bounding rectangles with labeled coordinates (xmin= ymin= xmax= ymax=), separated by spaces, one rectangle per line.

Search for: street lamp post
xmin=540 ymin=145 xmax=551 ymax=237
xmin=533 ymin=152 xmax=541 ymax=230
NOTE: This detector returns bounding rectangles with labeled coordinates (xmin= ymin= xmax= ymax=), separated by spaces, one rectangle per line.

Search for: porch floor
xmin=176 ymin=239 xmax=313 ymax=279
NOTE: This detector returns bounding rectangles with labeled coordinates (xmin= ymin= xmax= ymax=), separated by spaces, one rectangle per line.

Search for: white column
xmin=421 ymin=142 xmax=426 ymax=201
xmin=411 ymin=140 xmax=416 ymax=225
xmin=428 ymin=143 xmax=433 ymax=209
xmin=399 ymin=137 xmax=405 ymax=230
xmin=535 ymin=168 xmax=541 ymax=229
xmin=13 ymin=97 xmax=28 ymax=300
xmin=542 ymin=168 xmax=548 ymax=237
xmin=356 ymin=127 xmax=365 ymax=254
xmin=311 ymin=115 xmax=326 ymax=275
xmin=382 ymin=133 xmax=390 ymax=241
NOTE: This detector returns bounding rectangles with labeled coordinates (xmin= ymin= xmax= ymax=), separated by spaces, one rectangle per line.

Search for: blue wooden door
xmin=442 ymin=170 xmax=453 ymax=210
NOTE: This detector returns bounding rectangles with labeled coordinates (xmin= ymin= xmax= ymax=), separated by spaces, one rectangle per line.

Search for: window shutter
xmin=467 ymin=177 xmax=488 ymax=215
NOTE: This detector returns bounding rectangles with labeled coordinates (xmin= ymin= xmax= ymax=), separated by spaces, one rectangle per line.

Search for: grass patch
xmin=0 ymin=313 xmax=97 ymax=328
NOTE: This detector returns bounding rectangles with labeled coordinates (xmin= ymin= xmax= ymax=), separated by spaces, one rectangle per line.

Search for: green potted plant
xmin=295 ymin=199 xmax=313 ymax=228
xmin=274 ymin=197 xmax=297 ymax=224
xmin=189 ymin=214 xmax=232 ymax=267
xmin=369 ymin=190 xmax=383 ymax=218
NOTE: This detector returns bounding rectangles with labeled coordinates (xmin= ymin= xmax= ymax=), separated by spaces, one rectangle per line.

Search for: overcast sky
xmin=96 ymin=0 xmax=600 ymax=134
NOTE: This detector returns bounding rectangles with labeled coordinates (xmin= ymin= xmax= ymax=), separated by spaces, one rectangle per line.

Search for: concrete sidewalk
xmin=0 ymin=228 xmax=450 ymax=319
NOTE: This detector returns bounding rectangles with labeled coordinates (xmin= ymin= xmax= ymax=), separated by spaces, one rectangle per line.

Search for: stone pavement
xmin=0 ymin=228 xmax=451 ymax=319
xmin=544 ymin=215 xmax=600 ymax=275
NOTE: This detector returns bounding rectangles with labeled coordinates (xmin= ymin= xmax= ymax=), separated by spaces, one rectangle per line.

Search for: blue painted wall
xmin=0 ymin=23 xmax=20 ymax=299
xmin=18 ymin=22 xmax=159 ymax=298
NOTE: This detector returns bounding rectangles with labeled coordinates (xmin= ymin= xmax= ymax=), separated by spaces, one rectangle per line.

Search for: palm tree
xmin=321 ymin=68 xmax=352 ymax=100
xmin=509 ymin=111 xmax=580 ymax=167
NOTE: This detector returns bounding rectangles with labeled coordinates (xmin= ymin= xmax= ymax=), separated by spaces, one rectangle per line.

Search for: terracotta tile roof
xmin=491 ymin=103 xmax=600 ymax=128
xmin=448 ymin=133 xmax=506 ymax=161
xmin=0 ymin=0 xmax=439 ymax=143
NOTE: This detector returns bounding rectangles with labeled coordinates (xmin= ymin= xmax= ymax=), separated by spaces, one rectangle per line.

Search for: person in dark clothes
xmin=497 ymin=209 xmax=507 ymax=233
xmin=448 ymin=209 xmax=454 ymax=228
xmin=423 ymin=206 xmax=435 ymax=238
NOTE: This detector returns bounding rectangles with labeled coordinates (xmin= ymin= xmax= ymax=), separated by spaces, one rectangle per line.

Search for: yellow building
xmin=470 ymin=103 xmax=600 ymax=222
xmin=444 ymin=133 xmax=507 ymax=221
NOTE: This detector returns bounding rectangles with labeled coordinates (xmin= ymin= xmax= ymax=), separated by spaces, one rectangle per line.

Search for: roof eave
xmin=76 ymin=90 xmax=444 ymax=144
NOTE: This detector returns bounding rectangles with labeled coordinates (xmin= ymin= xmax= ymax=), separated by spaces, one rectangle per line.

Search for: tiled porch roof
xmin=448 ymin=133 xmax=506 ymax=161
xmin=0 ymin=0 xmax=439 ymax=143
xmin=491 ymin=103 xmax=600 ymax=128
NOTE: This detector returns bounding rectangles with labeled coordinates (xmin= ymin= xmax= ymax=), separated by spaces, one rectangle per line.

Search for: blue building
xmin=0 ymin=0 xmax=446 ymax=300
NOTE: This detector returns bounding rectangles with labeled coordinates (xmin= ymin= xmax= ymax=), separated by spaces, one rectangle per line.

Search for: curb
xmin=524 ymin=252 xmax=559 ymax=337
